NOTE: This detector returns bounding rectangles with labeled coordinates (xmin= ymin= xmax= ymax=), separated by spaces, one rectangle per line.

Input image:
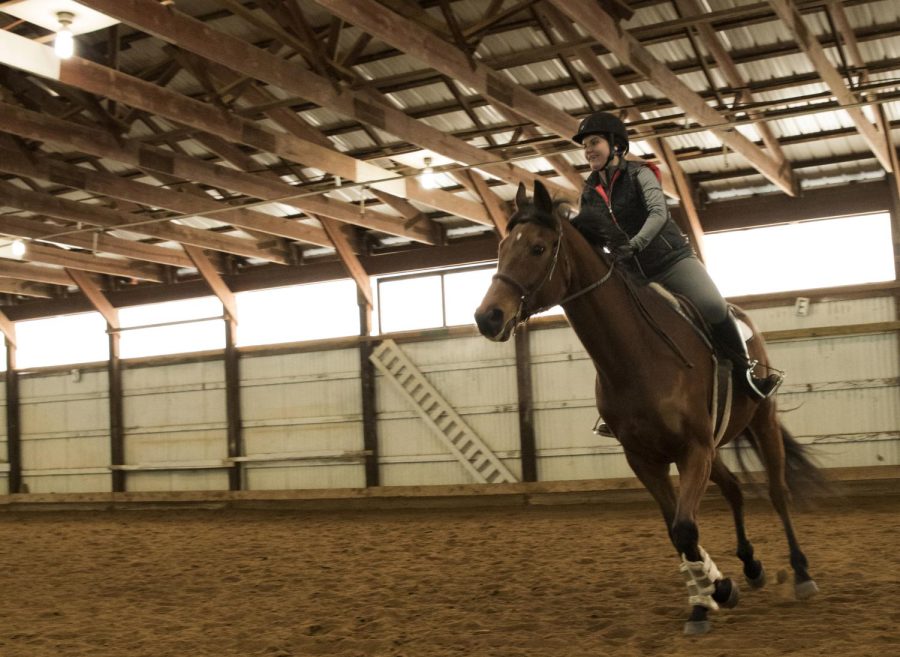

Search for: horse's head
xmin=474 ymin=181 xmax=569 ymax=341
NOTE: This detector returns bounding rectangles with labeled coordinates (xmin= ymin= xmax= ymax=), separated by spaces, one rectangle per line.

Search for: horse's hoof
xmin=794 ymin=579 xmax=819 ymax=600
xmin=684 ymin=620 xmax=712 ymax=635
xmin=713 ymin=577 xmax=741 ymax=609
xmin=745 ymin=563 xmax=766 ymax=589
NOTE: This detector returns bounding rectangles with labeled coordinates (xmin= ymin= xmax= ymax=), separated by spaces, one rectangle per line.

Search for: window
xmin=236 ymin=279 xmax=360 ymax=346
xmin=16 ymin=312 xmax=108 ymax=368
xmin=118 ymin=297 xmax=223 ymax=359
xmin=377 ymin=274 xmax=443 ymax=333
xmin=443 ymin=267 xmax=496 ymax=326
xmin=704 ymin=212 xmax=895 ymax=297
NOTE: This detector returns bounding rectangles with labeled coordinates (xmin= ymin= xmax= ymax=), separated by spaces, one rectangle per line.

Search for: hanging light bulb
xmin=54 ymin=11 xmax=75 ymax=59
xmin=11 ymin=239 xmax=26 ymax=259
xmin=420 ymin=157 xmax=438 ymax=190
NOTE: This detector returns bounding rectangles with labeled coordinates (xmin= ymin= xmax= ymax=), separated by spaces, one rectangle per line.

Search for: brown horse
xmin=474 ymin=181 xmax=826 ymax=635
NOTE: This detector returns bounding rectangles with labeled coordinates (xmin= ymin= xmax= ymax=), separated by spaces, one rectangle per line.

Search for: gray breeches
xmin=650 ymin=255 xmax=729 ymax=325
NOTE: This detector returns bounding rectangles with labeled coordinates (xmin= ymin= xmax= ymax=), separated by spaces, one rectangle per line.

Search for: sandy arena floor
xmin=0 ymin=493 xmax=897 ymax=657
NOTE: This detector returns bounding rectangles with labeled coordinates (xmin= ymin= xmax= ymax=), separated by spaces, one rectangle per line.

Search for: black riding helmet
xmin=572 ymin=111 xmax=630 ymax=156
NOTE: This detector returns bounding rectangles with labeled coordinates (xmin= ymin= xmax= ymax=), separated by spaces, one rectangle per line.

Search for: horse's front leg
xmin=672 ymin=443 xmax=739 ymax=635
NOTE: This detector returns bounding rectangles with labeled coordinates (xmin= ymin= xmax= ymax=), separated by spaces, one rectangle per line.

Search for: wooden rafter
xmin=75 ymin=0 xmax=575 ymax=201
xmin=767 ymin=0 xmax=892 ymax=172
xmin=674 ymin=0 xmax=790 ymax=164
xmin=0 ymin=214 xmax=191 ymax=269
xmin=66 ymin=268 xmax=119 ymax=328
xmin=549 ymin=0 xmax=799 ymax=197
xmin=312 ymin=0 xmax=583 ymax=148
xmin=183 ymin=245 xmax=238 ymax=321
xmin=317 ymin=216 xmax=373 ymax=307
xmin=0 ymin=180 xmax=286 ymax=263
xmin=0 ymin=146 xmax=331 ymax=249
xmin=0 ymin=102 xmax=437 ymax=245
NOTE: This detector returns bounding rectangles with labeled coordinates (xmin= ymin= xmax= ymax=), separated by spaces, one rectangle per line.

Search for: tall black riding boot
xmin=710 ymin=315 xmax=783 ymax=400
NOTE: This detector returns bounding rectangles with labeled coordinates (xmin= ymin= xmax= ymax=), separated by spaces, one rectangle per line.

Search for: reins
xmin=494 ymin=212 xmax=694 ymax=368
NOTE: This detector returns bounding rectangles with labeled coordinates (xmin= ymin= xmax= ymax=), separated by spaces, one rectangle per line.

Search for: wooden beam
xmin=357 ymin=291 xmax=379 ymax=487
xmin=452 ymin=170 xmax=509 ymax=236
xmin=313 ymin=0 xmax=580 ymax=143
xmin=0 ymin=102 xmax=436 ymax=245
xmin=0 ymin=213 xmax=190 ymax=269
xmin=767 ymin=0 xmax=892 ymax=172
xmin=0 ymin=259 xmax=73 ymax=286
xmin=674 ymin=0 xmax=790 ymax=164
xmin=183 ymin=245 xmax=238 ymax=322
xmin=549 ymin=0 xmax=799 ymax=196
xmin=0 ymin=309 xmax=15 ymax=347
xmin=514 ymin=325 xmax=537 ymax=482
xmin=224 ymin=317 xmax=243 ymax=491
xmin=317 ymin=216 xmax=373 ymax=307
xmin=65 ymin=268 xmax=119 ymax=328
xmin=0 ymin=180 xmax=287 ymax=263
xmin=0 ymin=278 xmax=58 ymax=298
xmin=108 ymin=329 xmax=125 ymax=492
xmin=27 ymin=41 xmax=494 ymax=227
xmin=0 ymin=148 xmax=331 ymax=249
xmin=75 ymin=0 xmax=575 ymax=201
xmin=5 ymin=339 xmax=21 ymax=493
xmin=23 ymin=242 xmax=163 ymax=282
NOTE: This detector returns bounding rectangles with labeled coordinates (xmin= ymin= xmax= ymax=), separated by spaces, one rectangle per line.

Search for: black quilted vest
xmin=579 ymin=162 xmax=693 ymax=277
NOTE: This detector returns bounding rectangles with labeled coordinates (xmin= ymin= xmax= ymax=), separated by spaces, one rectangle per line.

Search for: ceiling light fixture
xmin=420 ymin=157 xmax=438 ymax=190
xmin=54 ymin=11 xmax=75 ymax=59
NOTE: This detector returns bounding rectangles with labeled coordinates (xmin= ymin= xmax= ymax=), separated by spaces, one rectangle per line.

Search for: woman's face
xmin=583 ymin=134 xmax=611 ymax=171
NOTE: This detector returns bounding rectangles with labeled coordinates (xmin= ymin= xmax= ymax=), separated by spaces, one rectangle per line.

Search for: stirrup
xmin=745 ymin=364 xmax=784 ymax=400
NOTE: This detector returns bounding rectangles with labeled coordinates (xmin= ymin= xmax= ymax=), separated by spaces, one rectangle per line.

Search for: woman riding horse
xmin=571 ymin=111 xmax=783 ymax=400
xmin=474 ymin=181 xmax=824 ymax=634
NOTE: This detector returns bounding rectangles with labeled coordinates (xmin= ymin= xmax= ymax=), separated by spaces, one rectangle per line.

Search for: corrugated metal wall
xmin=19 ymin=368 xmax=110 ymax=493
xmin=0 ymin=292 xmax=896 ymax=494
xmin=123 ymin=360 xmax=230 ymax=492
xmin=241 ymin=348 xmax=365 ymax=490
xmin=375 ymin=335 xmax=520 ymax=486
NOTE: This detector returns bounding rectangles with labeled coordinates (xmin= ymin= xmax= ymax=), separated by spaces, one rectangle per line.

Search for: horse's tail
xmin=734 ymin=423 xmax=832 ymax=501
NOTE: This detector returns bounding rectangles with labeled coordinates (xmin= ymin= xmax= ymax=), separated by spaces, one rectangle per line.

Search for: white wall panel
xmin=123 ymin=360 xmax=227 ymax=491
xmin=745 ymin=296 xmax=896 ymax=331
xmin=0 ymin=290 xmax=895 ymax=496
xmin=375 ymin=336 xmax=519 ymax=486
xmin=19 ymin=369 xmax=110 ymax=493
xmin=241 ymin=348 xmax=364 ymax=489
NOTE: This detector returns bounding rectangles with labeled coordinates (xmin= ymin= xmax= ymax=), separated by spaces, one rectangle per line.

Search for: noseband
xmin=492 ymin=219 xmax=617 ymax=324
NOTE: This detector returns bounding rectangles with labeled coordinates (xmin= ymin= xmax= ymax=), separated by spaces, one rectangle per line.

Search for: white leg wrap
xmin=680 ymin=546 xmax=723 ymax=610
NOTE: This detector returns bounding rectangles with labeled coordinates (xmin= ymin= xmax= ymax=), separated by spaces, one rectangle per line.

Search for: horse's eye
xmin=531 ymin=245 xmax=545 ymax=256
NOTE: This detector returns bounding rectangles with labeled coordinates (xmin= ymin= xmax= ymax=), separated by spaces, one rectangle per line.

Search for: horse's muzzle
xmin=474 ymin=305 xmax=513 ymax=341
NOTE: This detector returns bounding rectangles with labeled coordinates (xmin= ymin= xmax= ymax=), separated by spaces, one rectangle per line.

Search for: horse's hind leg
xmin=672 ymin=444 xmax=737 ymax=635
xmin=710 ymin=455 xmax=766 ymax=588
xmin=750 ymin=404 xmax=818 ymax=599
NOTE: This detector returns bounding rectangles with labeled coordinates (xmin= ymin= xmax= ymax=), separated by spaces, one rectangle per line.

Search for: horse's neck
xmin=560 ymin=234 xmax=659 ymax=374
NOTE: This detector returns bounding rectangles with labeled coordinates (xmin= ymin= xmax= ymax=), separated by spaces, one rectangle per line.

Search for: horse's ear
xmin=515 ymin=182 xmax=528 ymax=210
xmin=534 ymin=180 xmax=552 ymax=214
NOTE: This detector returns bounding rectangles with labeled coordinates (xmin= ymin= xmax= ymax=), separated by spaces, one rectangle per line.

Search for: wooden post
xmin=108 ymin=328 xmax=125 ymax=492
xmin=514 ymin=325 xmax=538 ymax=482
xmin=224 ymin=317 xmax=243 ymax=491
xmin=5 ymin=338 xmax=21 ymax=494
xmin=358 ymin=292 xmax=379 ymax=487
